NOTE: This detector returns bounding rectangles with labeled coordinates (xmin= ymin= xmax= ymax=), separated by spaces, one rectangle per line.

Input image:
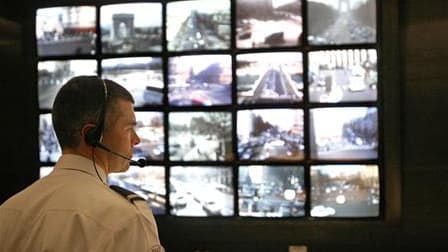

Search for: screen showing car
xmin=133 ymin=112 xmax=164 ymax=161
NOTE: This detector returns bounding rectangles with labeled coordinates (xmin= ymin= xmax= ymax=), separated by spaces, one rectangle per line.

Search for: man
xmin=0 ymin=76 xmax=164 ymax=252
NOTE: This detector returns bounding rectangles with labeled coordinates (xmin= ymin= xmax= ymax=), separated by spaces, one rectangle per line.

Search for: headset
xmin=84 ymin=78 xmax=145 ymax=167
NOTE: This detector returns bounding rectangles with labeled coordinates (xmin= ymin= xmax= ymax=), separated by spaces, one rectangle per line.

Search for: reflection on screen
xmin=307 ymin=0 xmax=376 ymax=45
xmin=166 ymin=0 xmax=231 ymax=51
xmin=169 ymin=112 xmax=233 ymax=161
xmin=239 ymin=165 xmax=305 ymax=217
xmin=308 ymin=49 xmax=377 ymax=103
xmin=108 ymin=166 xmax=166 ymax=215
xmin=310 ymin=164 xmax=379 ymax=217
xmin=236 ymin=0 xmax=302 ymax=49
xmin=168 ymin=55 xmax=232 ymax=106
xmin=133 ymin=112 xmax=164 ymax=161
xmin=310 ymin=107 xmax=378 ymax=160
xmin=237 ymin=52 xmax=303 ymax=104
xmin=101 ymin=57 xmax=163 ymax=106
xmin=36 ymin=6 xmax=96 ymax=56
xmin=38 ymin=60 xmax=97 ymax=109
xmin=100 ymin=3 xmax=162 ymax=53
xmin=39 ymin=114 xmax=61 ymax=163
xmin=237 ymin=109 xmax=304 ymax=160
xmin=169 ymin=166 xmax=234 ymax=217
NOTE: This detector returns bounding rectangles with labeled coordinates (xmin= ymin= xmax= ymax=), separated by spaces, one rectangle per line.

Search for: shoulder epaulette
xmin=109 ymin=185 xmax=146 ymax=204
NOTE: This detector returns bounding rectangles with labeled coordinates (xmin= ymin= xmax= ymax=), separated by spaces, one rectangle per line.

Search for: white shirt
xmin=0 ymin=154 xmax=164 ymax=252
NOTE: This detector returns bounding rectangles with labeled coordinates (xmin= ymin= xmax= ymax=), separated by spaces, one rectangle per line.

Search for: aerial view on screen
xmin=238 ymin=109 xmax=304 ymax=160
xmin=168 ymin=54 xmax=231 ymax=106
xmin=36 ymin=6 xmax=96 ymax=56
xmin=237 ymin=52 xmax=303 ymax=104
xmin=132 ymin=112 xmax=164 ymax=161
xmin=239 ymin=165 xmax=305 ymax=217
xmin=169 ymin=112 xmax=233 ymax=161
xmin=308 ymin=49 xmax=377 ymax=103
xmin=108 ymin=166 xmax=166 ymax=215
xmin=166 ymin=0 xmax=231 ymax=51
xmin=307 ymin=0 xmax=376 ymax=45
xmin=310 ymin=164 xmax=379 ymax=217
xmin=236 ymin=0 xmax=302 ymax=49
xmin=310 ymin=107 xmax=378 ymax=160
xmin=101 ymin=57 xmax=163 ymax=106
xmin=38 ymin=60 xmax=97 ymax=109
xmin=101 ymin=3 xmax=162 ymax=53
xmin=170 ymin=166 xmax=234 ymax=217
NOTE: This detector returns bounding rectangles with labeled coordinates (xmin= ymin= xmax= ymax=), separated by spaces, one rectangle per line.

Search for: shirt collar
xmin=54 ymin=154 xmax=108 ymax=183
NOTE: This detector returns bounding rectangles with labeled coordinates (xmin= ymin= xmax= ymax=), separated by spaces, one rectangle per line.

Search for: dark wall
xmin=1 ymin=0 xmax=447 ymax=251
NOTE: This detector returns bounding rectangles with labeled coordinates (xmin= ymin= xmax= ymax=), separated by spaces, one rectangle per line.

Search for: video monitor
xmin=169 ymin=166 xmax=234 ymax=217
xmin=168 ymin=112 xmax=233 ymax=161
xmin=101 ymin=57 xmax=163 ymax=106
xmin=236 ymin=0 xmax=302 ymax=49
xmin=36 ymin=6 xmax=96 ymax=56
xmin=310 ymin=164 xmax=379 ymax=217
xmin=38 ymin=60 xmax=97 ymax=109
xmin=40 ymin=166 xmax=54 ymax=179
xmin=239 ymin=165 xmax=305 ymax=217
xmin=308 ymin=49 xmax=377 ymax=103
xmin=237 ymin=52 xmax=303 ymax=104
xmin=108 ymin=166 xmax=166 ymax=215
xmin=166 ymin=0 xmax=231 ymax=51
xmin=39 ymin=113 xmax=61 ymax=163
xmin=309 ymin=107 xmax=378 ymax=160
xmin=100 ymin=3 xmax=162 ymax=54
xmin=307 ymin=0 xmax=376 ymax=45
xmin=237 ymin=109 xmax=304 ymax=160
xmin=168 ymin=54 xmax=232 ymax=106
xmin=133 ymin=112 xmax=164 ymax=161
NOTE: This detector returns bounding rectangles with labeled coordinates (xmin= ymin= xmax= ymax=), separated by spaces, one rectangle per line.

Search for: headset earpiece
xmin=85 ymin=126 xmax=100 ymax=147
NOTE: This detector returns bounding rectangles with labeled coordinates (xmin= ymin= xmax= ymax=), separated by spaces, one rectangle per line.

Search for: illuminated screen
xmin=236 ymin=0 xmax=302 ymax=49
xmin=38 ymin=60 xmax=97 ymax=109
xmin=169 ymin=112 xmax=233 ymax=161
xmin=239 ymin=165 xmax=305 ymax=217
xmin=307 ymin=0 xmax=376 ymax=45
xmin=133 ymin=112 xmax=164 ymax=161
xmin=237 ymin=109 xmax=304 ymax=160
xmin=108 ymin=166 xmax=166 ymax=215
xmin=310 ymin=164 xmax=379 ymax=217
xmin=40 ymin=166 xmax=54 ymax=179
xmin=237 ymin=52 xmax=303 ymax=104
xmin=39 ymin=113 xmax=61 ymax=163
xmin=36 ymin=6 xmax=96 ymax=56
xmin=166 ymin=0 xmax=231 ymax=51
xmin=101 ymin=57 xmax=163 ymax=106
xmin=100 ymin=2 xmax=162 ymax=53
xmin=169 ymin=166 xmax=234 ymax=217
xmin=308 ymin=49 xmax=377 ymax=103
xmin=168 ymin=54 xmax=232 ymax=106
xmin=310 ymin=107 xmax=378 ymax=160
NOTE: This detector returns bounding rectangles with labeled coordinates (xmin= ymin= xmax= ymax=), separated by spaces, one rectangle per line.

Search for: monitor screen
xmin=239 ymin=165 xmax=305 ymax=217
xmin=166 ymin=0 xmax=231 ymax=51
xmin=100 ymin=2 xmax=162 ymax=53
xmin=236 ymin=0 xmax=302 ymax=49
xmin=36 ymin=6 xmax=96 ymax=56
xmin=40 ymin=166 xmax=54 ymax=179
xmin=101 ymin=57 xmax=163 ymax=106
xmin=168 ymin=54 xmax=232 ymax=106
xmin=237 ymin=109 xmax=304 ymax=160
xmin=169 ymin=112 xmax=233 ymax=161
xmin=310 ymin=164 xmax=379 ymax=217
xmin=307 ymin=0 xmax=376 ymax=45
xmin=309 ymin=107 xmax=378 ymax=160
xmin=108 ymin=166 xmax=166 ymax=215
xmin=308 ymin=49 xmax=377 ymax=103
xmin=237 ymin=52 xmax=303 ymax=104
xmin=169 ymin=166 xmax=234 ymax=217
xmin=38 ymin=60 xmax=97 ymax=109
xmin=133 ymin=112 xmax=164 ymax=161
xmin=39 ymin=113 xmax=61 ymax=163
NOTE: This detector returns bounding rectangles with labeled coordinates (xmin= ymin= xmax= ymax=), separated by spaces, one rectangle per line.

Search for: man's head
xmin=52 ymin=75 xmax=140 ymax=172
